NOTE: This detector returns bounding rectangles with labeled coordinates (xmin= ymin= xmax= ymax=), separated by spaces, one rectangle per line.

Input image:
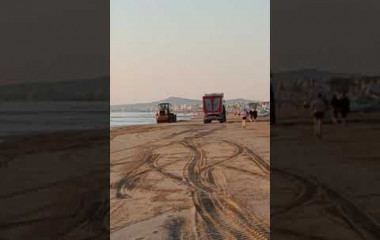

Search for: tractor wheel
xmin=169 ymin=114 xmax=176 ymax=123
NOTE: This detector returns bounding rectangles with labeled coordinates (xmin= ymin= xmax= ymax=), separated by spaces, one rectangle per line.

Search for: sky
xmin=0 ymin=0 xmax=108 ymax=85
xmin=271 ymin=0 xmax=380 ymax=75
xmin=111 ymin=0 xmax=269 ymax=104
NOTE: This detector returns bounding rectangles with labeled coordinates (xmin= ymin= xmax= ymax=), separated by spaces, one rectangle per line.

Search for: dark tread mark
xmin=273 ymin=169 xmax=380 ymax=240
xmin=271 ymin=168 xmax=317 ymax=217
xmin=183 ymin=139 xmax=269 ymax=240
xmin=164 ymin=217 xmax=190 ymax=240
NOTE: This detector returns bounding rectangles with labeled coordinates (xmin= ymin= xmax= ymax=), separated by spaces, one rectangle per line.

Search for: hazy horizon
xmin=111 ymin=0 xmax=269 ymax=105
xmin=111 ymin=95 xmax=264 ymax=106
xmin=272 ymin=0 xmax=380 ymax=75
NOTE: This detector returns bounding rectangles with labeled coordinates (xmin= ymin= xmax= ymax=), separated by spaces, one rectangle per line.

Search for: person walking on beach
xmin=240 ymin=109 xmax=248 ymax=129
xmin=249 ymin=108 xmax=258 ymax=123
xmin=330 ymin=93 xmax=340 ymax=124
xmin=340 ymin=92 xmax=350 ymax=126
xmin=311 ymin=93 xmax=326 ymax=139
xmin=222 ymin=103 xmax=227 ymax=123
xmin=249 ymin=109 xmax=254 ymax=122
xmin=252 ymin=108 xmax=258 ymax=123
xmin=270 ymin=71 xmax=276 ymax=125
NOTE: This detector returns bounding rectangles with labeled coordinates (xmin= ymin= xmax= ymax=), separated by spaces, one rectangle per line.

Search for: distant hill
xmin=272 ymin=68 xmax=356 ymax=84
xmin=0 ymin=77 xmax=109 ymax=101
xmin=111 ymin=97 xmax=259 ymax=112
xmin=225 ymin=99 xmax=259 ymax=105
xmin=153 ymin=97 xmax=201 ymax=105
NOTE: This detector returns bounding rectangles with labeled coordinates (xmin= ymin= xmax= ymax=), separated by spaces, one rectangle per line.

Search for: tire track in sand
xmin=182 ymin=138 xmax=269 ymax=240
xmin=111 ymin=125 xmax=270 ymax=239
xmin=271 ymin=169 xmax=380 ymax=240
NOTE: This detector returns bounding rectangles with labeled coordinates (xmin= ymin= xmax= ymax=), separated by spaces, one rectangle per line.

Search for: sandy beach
xmin=0 ymin=130 xmax=109 ymax=239
xmin=110 ymin=116 xmax=270 ymax=240
xmin=271 ymin=112 xmax=380 ymax=239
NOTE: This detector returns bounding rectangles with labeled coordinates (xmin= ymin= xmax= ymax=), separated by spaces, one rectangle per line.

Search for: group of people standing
xmin=311 ymin=92 xmax=350 ymax=139
xmin=239 ymin=108 xmax=258 ymax=129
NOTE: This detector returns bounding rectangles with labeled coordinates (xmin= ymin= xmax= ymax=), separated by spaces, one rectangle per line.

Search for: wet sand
xmin=111 ymin=116 xmax=270 ymax=240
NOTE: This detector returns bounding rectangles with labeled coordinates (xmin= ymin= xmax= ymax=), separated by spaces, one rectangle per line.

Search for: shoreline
xmin=110 ymin=115 xmax=270 ymax=131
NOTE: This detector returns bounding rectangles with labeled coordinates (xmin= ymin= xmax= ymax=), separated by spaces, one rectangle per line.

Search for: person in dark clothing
xmin=270 ymin=72 xmax=276 ymax=125
xmin=340 ymin=93 xmax=350 ymax=126
xmin=249 ymin=109 xmax=254 ymax=122
xmin=330 ymin=93 xmax=340 ymax=124
xmin=252 ymin=108 xmax=258 ymax=123
xmin=222 ymin=104 xmax=227 ymax=123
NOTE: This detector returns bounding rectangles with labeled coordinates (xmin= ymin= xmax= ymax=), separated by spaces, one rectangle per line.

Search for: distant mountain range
xmin=111 ymin=97 xmax=260 ymax=112
xmin=0 ymin=77 xmax=109 ymax=101
xmin=153 ymin=97 xmax=259 ymax=105
xmin=271 ymin=68 xmax=357 ymax=83
xmin=153 ymin=97 xmax=201 ymax=105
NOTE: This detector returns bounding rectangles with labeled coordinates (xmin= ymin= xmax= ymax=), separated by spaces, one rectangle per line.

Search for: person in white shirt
xmin=240 ymin=109 xmax=248 ymax=129
xmin=311 ymin=93 xmax=326 ymax=139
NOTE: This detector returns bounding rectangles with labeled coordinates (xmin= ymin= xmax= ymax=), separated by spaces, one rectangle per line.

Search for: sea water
xmin=110 ymin=111 xmax=192 ymax=129
xmin=0 ymin=102 xmax=108 ymax=140
xmin=0 ymin=102 xmax=193 ymax=140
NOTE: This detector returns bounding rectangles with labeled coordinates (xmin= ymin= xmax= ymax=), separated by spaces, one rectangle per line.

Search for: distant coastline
xmin=0 ymin=77 xmax=109 ymax=101
xmin=111 ymin=96 xmax=268 ymax=112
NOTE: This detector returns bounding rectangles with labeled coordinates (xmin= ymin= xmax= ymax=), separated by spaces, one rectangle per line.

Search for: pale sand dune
xmin=111 ymin=116 xmax=270 ymax=240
